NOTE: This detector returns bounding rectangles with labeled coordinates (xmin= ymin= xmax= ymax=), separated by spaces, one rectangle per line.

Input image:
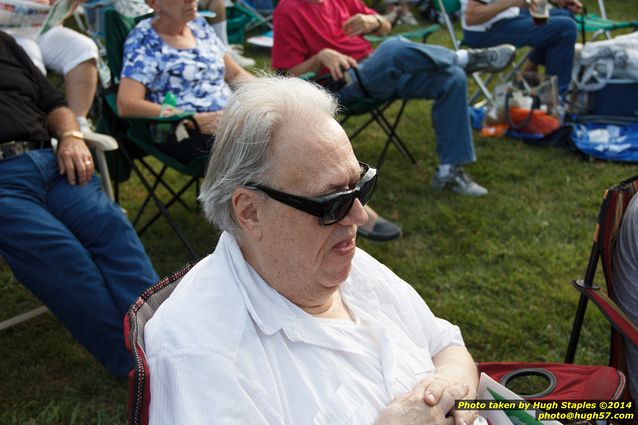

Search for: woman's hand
xmin=188 ymin=111 xmax=224 ymax=135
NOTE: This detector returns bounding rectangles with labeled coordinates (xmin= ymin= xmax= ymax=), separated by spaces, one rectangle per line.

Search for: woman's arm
xmin=464 ymin=0 xmax=528 ymax=26
xmin=117 ymin=78 xmax=179 ymax=117
xmin=223 ymin=53 xmax=255 ymax=87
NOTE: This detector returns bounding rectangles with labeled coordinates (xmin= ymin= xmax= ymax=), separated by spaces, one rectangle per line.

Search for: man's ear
xmin=232 ymin=188 xmax=265 ymax=241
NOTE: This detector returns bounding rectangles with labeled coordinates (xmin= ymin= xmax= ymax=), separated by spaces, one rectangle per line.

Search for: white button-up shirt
xmin=145 ymin=232 xmax=464 ymax=424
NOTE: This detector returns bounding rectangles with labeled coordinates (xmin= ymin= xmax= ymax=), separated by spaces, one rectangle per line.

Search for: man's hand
xmin=57 ymin=136 xmax=94 ymax=185
xmin=554 ymin=0 xmax=583 ymax=13
xmin=420 ymin=374 xmax=478 ymax=425
xmin=375 ymin=377 xmax=471 ymax=425
xmin=317 ymin=48 xmax=358 ymax=80
xmin=511 ymin=0 xmax=529 ymax=8
xmin=343 ymin=13 xmax=379 ymax=36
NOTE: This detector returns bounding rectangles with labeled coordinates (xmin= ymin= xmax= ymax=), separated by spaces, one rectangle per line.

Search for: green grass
xmin=1 ymin=0 xmax=636 ymax=422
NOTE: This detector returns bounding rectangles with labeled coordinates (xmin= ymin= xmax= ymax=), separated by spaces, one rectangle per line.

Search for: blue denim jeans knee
xmin=339 ymin=36 xmax=476 ymax=166
xmin=463 ymin=9 xmax=577 ymax=93
xmin=0 ymin=149 xmax=159 ymax=377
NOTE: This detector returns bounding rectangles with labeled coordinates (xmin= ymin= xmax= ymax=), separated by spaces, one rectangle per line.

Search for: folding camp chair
xmin=435 ymin=0 xmax=495 ymax=106
xmin=479 ymin=362 xmax=625 ymax=401
xmin=340 ymin=98 xmax=417 ymax=171
xmin=435 ymin=0 xmax=529 ymax=107
xmin=125 ymin=261 xmax=198 ymax=425
xmin=233 ymin=0 xmax=274 ymax=31
xmin=308 ymin=25 xmax=440 ymax=171
xmin=299 ymin=70 xmax=419 ymax=172
xmin=574 ymin=0 xmax=638 ymax=42
xmin=565 ymin=175 xmax=638 ymax=402
xmin=0 ymin=130 xmax=119 ymax=331
xmin=101 ymin=9 xmax=206 ymax=260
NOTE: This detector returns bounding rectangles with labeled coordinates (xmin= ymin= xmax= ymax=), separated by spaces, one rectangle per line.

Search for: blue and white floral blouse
xmin=121 ymin=16 xmax=231 ymax=112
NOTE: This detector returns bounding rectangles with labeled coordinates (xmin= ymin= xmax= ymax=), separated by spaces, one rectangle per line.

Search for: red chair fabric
xmin=479 ymin=362 xmax=626 ymax=401
xmin=124 ymin=261 xmax=199 ymax=425
xmin=565 ymin=175 xmax=638 ymax=403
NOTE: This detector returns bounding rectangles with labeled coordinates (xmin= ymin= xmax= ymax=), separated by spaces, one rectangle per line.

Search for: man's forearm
xmin=432 ymin=345 xmax=479 ymax=398
xmin=465 ymin=0 xmax=521 ymax=25
xmin=47 ymin=106 xmax=80 ymax=139
xmin=286 ymin=55 xmax=322 ymax=77
xmin=371 ymin=14 xmax=392 ymax=35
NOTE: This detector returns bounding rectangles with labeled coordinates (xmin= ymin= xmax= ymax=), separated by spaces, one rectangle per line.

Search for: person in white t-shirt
xmin=5 ymin=0 xmax=99 ymax=131
xmin=460 ymin=0 xmax=582 ymax=93
xmin=143 ymin=76 xmax=480 ymax=425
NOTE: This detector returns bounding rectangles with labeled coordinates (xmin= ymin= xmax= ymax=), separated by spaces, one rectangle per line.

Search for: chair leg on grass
xmin=0 ymin=306 xmax=49 ymax=331
xmin=137 ymin=177 xmax=199 ymax=236
xmin=132 ymin=164 xmax=169 ymax=228
xmin=117 ymin=143 xmax=200 ymax=260
xmin=341 ymin=100 xmax=417 ymax=172
xmin=138 ymin=159 xmax=189 ymax=210
xmin=371 ymin=101 xmax=417 ymax=170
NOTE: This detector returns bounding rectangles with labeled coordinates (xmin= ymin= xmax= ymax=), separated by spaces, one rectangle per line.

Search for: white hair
xmin=199 ymin=76 xmax=339 ymax=234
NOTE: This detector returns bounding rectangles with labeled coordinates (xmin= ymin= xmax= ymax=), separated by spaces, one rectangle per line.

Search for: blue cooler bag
xmin=572 ymin=122 xmax=638 ymax=162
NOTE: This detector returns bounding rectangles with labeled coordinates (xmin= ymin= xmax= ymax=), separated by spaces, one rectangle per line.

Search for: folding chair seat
xmin=565 ymin=174 xmax=638 ymax=402
xmin=101 ymin=9 xmax=206 ymax=260
xmin=125 ymin=261 xmax=199 ymax=425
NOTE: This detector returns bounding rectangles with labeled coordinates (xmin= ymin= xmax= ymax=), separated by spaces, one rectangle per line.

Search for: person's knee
xmin=447 ymin=66 xmax=468 ymax=90
xmin=552 ymin=18 xmax=577 ymax=43
xmin=378 ymin=36 xmax=407 ymax=55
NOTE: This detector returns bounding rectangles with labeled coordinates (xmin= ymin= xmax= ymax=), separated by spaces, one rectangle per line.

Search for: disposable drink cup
xmin=530 ymin=0 xmax=549 ymax=25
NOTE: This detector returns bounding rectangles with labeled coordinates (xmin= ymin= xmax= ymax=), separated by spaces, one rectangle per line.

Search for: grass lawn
xmin=1 ymin=0 xmax=636 ymax=422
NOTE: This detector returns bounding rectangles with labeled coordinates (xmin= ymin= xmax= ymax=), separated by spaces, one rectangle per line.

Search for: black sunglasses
xmin=246 ymin=162 xmax=377 ymax=225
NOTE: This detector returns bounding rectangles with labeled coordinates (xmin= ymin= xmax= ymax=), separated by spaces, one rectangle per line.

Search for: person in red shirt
xmin=273 ymin=0 xmax=515 ymax=221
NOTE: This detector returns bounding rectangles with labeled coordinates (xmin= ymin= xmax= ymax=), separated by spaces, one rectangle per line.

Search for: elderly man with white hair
xmin=143 ymin=76 xmax=479 ymax=425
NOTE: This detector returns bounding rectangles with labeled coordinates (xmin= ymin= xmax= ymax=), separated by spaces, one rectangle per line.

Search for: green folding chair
xmin=101 ymin=9 xmax=205 ymax=260
xmin=434 ymin=0 xmax=503 ymax=106
xmin=302 ymin=23 xmax=441 ymax=171
xmin=574 ymin=0 xmax=638 ymax=41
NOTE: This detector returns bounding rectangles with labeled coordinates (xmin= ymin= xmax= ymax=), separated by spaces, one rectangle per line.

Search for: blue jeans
xmin=0 ymin=149 xmax=159 ymax=377
xmin=463 ymin=9 xmax=577 ymax=93
xmin=339 ymin=37 xmax=476 ymax=166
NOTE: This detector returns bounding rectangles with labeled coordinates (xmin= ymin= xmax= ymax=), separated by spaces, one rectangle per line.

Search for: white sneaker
xmin=431 ymin=166 xmax=488 ymax=196
xmin=399 ymin=11 xmax=419 ymax=26
xmin=229 ymin=45 xmax=256 ymax=68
